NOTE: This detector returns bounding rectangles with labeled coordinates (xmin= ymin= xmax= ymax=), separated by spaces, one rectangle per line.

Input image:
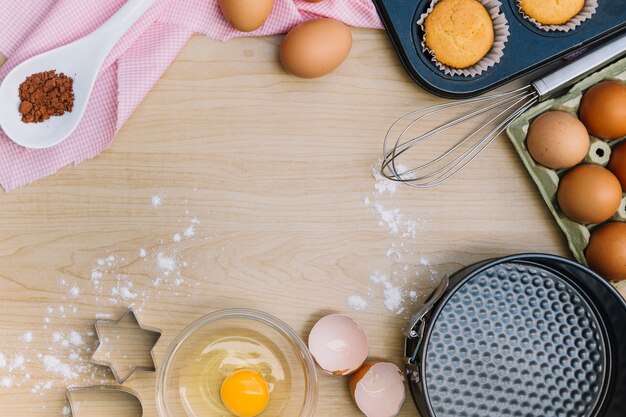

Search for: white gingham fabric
xmin=0 ymin=0 xmax=383 ymax=190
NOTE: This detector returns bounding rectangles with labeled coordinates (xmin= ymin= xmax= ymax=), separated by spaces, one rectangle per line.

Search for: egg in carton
xmin=506 ymin=56 xmax=626 ymax=285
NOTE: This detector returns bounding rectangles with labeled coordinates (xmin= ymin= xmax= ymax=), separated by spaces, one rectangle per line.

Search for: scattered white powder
xmin=156 ymin=253 xmax=176 ymax=272
xmin=0 ymin=196 xmax=207 ymax=398
xmin=62 ymin=406 xmax=71 ymax=416
xmin=183 ymin=224 xmax=195 ymax=238
xmin=372 ymin=165 xmax=400 ymax=195
xmin=42 ymin=356 xmax=77 ymax=379
xmin=10 ymin=355 xmax=25 ymax=371
xmin=370 ymin=271 xmax=388 ymax=285
xmin=172 ymin=233 xmax=181 ymax=242
xmin=68 ymin=331 xmax=84 ymax=347
xmin=383 ymin=286 xmax=403 ymax=314
xmin=151 ymin=195 xmax=162 ymax=207
xmin=347 ymin=295 xmax=369 ymax=311
xmin=374 ymin=202 xmax=422 ymax=238
xmin=409 ymin=290 xmax=418 ymax=301
xmin=370 ymin=272 xmax=404 ymax=314
xmin=111 ymin=283 xmax=137 ymax=300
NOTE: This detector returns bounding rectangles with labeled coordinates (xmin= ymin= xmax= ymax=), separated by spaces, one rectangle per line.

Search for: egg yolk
xmin=220 ymin=370 xmax=270 ymax=417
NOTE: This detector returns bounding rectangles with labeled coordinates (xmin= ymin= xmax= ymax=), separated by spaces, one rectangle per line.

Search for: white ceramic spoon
xmin=0 ymin=0 xmax=157 ymax=149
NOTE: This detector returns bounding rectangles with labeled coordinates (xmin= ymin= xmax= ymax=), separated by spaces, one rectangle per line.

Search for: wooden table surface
xmin=0 ymin=29 xmax=569 ymax=417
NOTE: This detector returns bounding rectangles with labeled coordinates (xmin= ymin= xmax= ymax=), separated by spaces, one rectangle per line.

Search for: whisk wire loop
xmin=381 ymin=87 xmax=539 ymax=188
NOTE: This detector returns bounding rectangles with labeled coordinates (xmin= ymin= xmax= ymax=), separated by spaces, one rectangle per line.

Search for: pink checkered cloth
xmin=0 ymin=0 xmax=383 ymax=191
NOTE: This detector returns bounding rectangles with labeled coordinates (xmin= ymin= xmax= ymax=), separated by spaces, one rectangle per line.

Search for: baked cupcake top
xmin=424 ymin=0 xmax=494 ymax=69
xmin=519 ymin=0 xmax=584 ymax=25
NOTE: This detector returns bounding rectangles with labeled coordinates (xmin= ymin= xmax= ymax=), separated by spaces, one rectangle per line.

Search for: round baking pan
xmin=404 ymin=253 xmax=626 ymax=417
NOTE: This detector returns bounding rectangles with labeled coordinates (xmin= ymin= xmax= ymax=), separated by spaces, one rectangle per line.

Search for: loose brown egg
xmin=608 ymin=141 xmax=626 ymax=191
xmin=219 ymin=0 xmax=274 ymax=32
xmin=526 ymin=111 xmax=590 ymax=169
xmin=579 ymin=81 xmax=626 ymax=140
xmin=557 ymin=165 xmax=622 ymax=224
xmin=586 ymin=222 xmax=626 ymax=281
xmin=280 ymin=18 xmax=352 ymax=78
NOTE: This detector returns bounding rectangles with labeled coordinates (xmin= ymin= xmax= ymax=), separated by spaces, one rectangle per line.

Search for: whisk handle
xmin=532 ymin=33 xmax=626 ymax=101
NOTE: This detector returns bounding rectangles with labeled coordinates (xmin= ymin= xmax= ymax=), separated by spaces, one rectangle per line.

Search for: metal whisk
xmin=381 ymin=34 xmax=626 ymax=188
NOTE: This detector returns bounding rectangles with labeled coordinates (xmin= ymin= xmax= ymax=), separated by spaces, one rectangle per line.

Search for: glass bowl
xmin=156 ymin=309 xmax=318 ymax=417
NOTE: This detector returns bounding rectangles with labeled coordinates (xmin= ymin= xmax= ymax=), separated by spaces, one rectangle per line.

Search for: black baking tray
xmin=372 ymin=0 xmax=626 ymax=98
xmin=404 ymin=254 xmax=626 ymax=417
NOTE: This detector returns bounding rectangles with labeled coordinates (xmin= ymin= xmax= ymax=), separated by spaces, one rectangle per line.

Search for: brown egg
xmin=579 ymin=81 xmax=626 ymax=140
xmin=219 ymin=0 xmax=274 ymax=32
xmin=608 ymin=141 xmax=626 ymax=191
xmin=526 ymin=111 xmax=590 ymax=169
xmin=280 ymin=18 xmax=352 ymax=78
xmin=557 ymin=165 xmax=622 ymax=224
xmin=586 ymin=222 xmax=626 ymax=281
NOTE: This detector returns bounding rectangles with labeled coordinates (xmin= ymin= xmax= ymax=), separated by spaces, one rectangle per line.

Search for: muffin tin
xmin=506 ymin=57 xmax=626 ymax=269
xmin=372 ymin=0 xmax=626 ymax=98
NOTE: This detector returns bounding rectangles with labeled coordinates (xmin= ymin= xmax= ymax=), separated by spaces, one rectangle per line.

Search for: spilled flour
xmin=350 ymin=162 xmax=437 ymax=314
xmin=0 ymin=193 xmax=213 ymax=414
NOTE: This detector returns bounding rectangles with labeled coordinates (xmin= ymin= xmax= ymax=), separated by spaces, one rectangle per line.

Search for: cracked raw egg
xmin=220 ymin=369 xmax=270 ymax=417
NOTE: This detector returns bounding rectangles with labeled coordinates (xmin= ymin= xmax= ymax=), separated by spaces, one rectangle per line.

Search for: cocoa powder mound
xmin=18 ymin=70 xmax=74 ymax=123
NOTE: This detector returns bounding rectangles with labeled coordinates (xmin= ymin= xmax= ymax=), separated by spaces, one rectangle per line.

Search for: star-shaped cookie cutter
xmin=90 ymin=309 xmax=162 ymax=384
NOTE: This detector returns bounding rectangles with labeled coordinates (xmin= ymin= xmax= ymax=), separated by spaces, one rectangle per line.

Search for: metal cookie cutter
xmin=67 ymin=385 xmax=145 ymax=417
xmin=67 ymin=309 xmax=162 ymax=416
xmin=90 ymin=309 xmax=162 ymax=384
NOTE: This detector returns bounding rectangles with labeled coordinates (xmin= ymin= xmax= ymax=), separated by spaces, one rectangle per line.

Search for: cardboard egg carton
xmin=506 ymin=57 xmax=626 ymax=269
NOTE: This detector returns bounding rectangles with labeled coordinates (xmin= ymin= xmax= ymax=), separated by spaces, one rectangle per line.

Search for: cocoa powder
xmin=18 ymin=70 xmax=74 ymax=123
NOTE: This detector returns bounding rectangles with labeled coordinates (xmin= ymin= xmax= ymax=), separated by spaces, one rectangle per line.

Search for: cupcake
xmin=519 ymin=0 xmax=583 ymax=25
xmin=424 ymin=0 xmax=494 ymax=69
xmin=517 ymin=0 xmax=597 ymax=32
xmin=418 ymin=0 xmax=509 ymax=77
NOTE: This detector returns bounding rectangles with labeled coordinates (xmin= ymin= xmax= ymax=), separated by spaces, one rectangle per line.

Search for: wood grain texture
xmin=0 ymin=30 xmax=568 ymax=416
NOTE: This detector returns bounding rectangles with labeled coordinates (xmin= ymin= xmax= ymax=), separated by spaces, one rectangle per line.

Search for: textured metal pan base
xmin=424 ymin=262 xmax=607 ymax=417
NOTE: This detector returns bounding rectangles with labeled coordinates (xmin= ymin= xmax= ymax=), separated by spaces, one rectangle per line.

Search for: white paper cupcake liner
xmin=517 ymin=0 xmax=598 ymax=32
xmin=417 ymin=0 xmax=510 ymax=77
